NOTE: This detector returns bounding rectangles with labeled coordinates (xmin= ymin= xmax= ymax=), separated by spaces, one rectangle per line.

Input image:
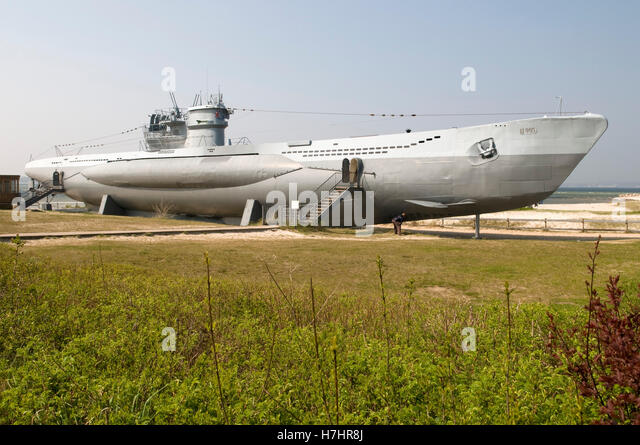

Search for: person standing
xmin=392 ymin=212 xmax=406 ymax=235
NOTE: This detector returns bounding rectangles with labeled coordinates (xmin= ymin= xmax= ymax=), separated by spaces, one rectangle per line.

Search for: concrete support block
xmin=99 ymin=194 xmax=125 ymax=216
xmin=240 ymin=199 xmax=263 ymax=226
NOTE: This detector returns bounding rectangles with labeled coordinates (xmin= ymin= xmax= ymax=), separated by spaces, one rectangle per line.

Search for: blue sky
xmin=1 ymin=0 xmax=638 ymax=185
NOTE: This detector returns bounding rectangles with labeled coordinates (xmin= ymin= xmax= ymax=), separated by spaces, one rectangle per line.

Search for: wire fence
xmin=417 ymin=216 xmax=640 ymax=234
xmin=31 ymin=201 xmax=86 ymax=211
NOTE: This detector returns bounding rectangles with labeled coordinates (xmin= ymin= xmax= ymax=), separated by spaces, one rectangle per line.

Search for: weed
xmin=204 ymin=252 xmax=228 ymax=424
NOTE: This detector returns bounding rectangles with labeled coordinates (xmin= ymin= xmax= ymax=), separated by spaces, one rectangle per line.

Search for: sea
xmin=18 ymin=176 xmax=640 ymax=205
xmin=543 ymin=187 xmax=640 ymax=204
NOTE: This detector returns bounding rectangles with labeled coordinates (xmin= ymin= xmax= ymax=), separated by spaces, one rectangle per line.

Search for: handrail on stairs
xmin=22 ymin=179 xmax=66 ymax=207
xmin=313 ymin=171 xmax=343 ymax=195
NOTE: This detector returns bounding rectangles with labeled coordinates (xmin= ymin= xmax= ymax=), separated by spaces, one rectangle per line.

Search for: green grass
xmin=0 ymin=210 xmax=222 ymax=234
xmin=1 ymin=235 xmax=639 ymax=424
xmin=19 ymin=235 xmax=640 ymax=303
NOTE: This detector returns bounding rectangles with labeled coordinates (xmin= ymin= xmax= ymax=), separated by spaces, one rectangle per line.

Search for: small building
xmin=0 ymin=175 xmax=21 ymax=209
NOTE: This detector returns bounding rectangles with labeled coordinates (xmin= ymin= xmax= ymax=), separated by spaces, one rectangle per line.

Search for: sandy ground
xmin=502 ymin=202 xmax=638 ymax=218
xmin=6 ymin=201 xmax=640 ymax=247
xmin=408 ymin=201 xmax=640 ymax=232
xmin=19 ymin=228 xmax=301 ymax=246
xmin=401 ymin=225 xmax=640 ymax=240
xmin=19 ymin=225 xmax=640 ymax=247
xmin=20 ymin=227 xmax=448 ymax=247
xmin=412 ymin=202 xmax=640 ymax=221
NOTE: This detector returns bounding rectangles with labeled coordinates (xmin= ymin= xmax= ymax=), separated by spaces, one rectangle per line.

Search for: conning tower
xmin=185 ymin=93 xmax=232 ymax=147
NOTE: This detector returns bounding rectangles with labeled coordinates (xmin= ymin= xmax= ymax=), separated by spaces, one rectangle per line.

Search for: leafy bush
xmin=547 ymin=237 xmax=640 ymax=424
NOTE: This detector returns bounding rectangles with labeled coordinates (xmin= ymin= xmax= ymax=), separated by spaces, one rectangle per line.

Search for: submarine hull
xmin=25 ymin=113 xmax=608 ymax=225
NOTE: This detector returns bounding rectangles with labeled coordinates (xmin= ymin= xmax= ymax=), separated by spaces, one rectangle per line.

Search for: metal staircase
xmin=271 ymin=173 xmax=353 ymax=226
xmin=22 ymin=183 xmax=64 ymax=208
xmin=307 ymin=182 xmax=352 ymax=224
xmin=269 ymin=170 xmax=368 ymax=226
